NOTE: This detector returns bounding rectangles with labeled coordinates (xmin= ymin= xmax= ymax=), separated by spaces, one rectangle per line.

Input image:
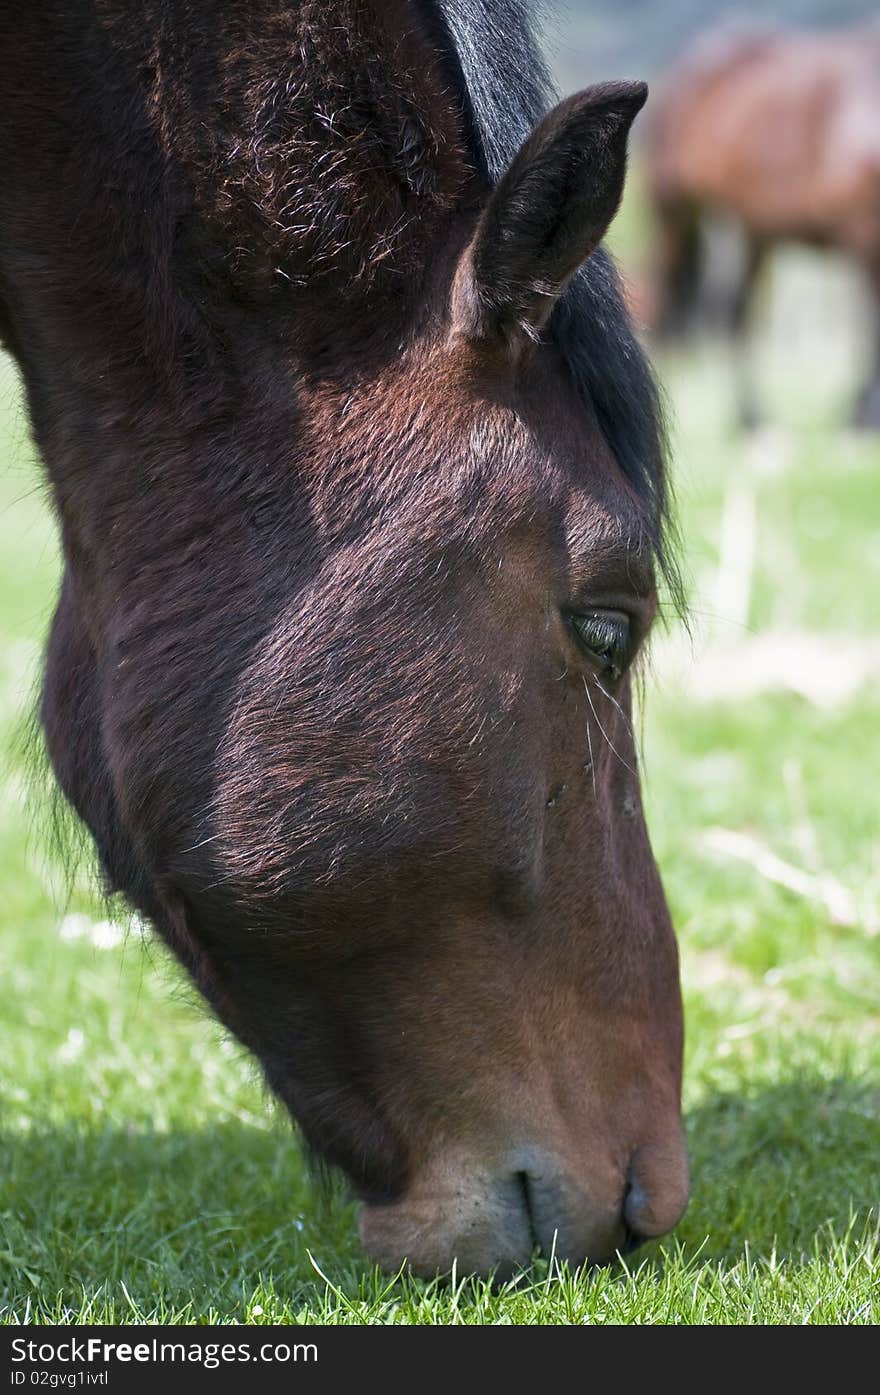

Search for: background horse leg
xmin=652 ymin=197 xmax=704 ymax=341
xmin=728 ymin=234 xmax=767 ymax=431
xmin=852 ymin=257 xmax=880 ymax=430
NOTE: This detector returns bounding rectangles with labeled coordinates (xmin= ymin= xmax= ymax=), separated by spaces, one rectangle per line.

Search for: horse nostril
xmin=514 ymin=1171 xmax=538 ymax=1249
xmin=508 ymin=1163 xmax=629 ymax=1265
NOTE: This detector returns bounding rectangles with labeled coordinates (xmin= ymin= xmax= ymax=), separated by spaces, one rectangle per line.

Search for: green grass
xmin=1 ymin=306 xmax=879 ymax=1325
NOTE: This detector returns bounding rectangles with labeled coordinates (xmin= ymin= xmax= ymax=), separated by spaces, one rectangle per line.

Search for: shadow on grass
xmin=674 ymin=1077 xmax=880 ymax=1264
xmin=1 ymin=1078 xmax=877 ymax=1316
xmin=0 ymin=1117 xmax=359 ymax=1318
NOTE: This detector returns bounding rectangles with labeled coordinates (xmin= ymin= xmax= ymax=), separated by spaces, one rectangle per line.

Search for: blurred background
xmin=553 ymin=0 xmax=877 ymax=84
xmin=0 ymin=0 xmax=878 ymax=1323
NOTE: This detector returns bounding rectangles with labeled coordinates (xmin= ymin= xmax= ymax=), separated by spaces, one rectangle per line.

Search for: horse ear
xmin=451 ymin=80 xmax=647 ymax=351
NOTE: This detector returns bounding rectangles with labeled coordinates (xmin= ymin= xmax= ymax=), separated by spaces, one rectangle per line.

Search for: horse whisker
xmin=582 ymin=675 xmax=636 ymax=778
xmin=584 ymin=691 xmax=597 ymax=801
xmin=593 ymin=674 xmax=637 ymax=747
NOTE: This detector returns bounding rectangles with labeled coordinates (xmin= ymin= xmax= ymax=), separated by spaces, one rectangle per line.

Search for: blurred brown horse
xmin=647 ymin=24 xmax=880 ymax=426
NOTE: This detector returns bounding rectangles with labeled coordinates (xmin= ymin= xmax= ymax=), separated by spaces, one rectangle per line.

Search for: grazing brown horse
xmin=0 ymin=0 xmax=687 ymax=1276
xmin=647 ymin=24 xmax=880 ymax=427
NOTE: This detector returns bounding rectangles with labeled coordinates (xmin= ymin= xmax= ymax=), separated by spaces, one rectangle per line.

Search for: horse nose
xmin=360 ymin=1140 xmax=689 ymax=1277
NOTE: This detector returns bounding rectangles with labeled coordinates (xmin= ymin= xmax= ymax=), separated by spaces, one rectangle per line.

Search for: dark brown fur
xmin=0 ymin=0 xmax=687 ymax=1274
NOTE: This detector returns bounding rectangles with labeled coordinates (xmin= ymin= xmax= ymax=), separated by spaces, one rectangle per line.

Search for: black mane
xmin=429 ymin=0 xmax=679 ymax=598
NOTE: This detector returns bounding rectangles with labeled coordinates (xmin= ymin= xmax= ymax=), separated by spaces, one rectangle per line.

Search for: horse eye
xmin=567 ymin=610 xmax=630 ymax=680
